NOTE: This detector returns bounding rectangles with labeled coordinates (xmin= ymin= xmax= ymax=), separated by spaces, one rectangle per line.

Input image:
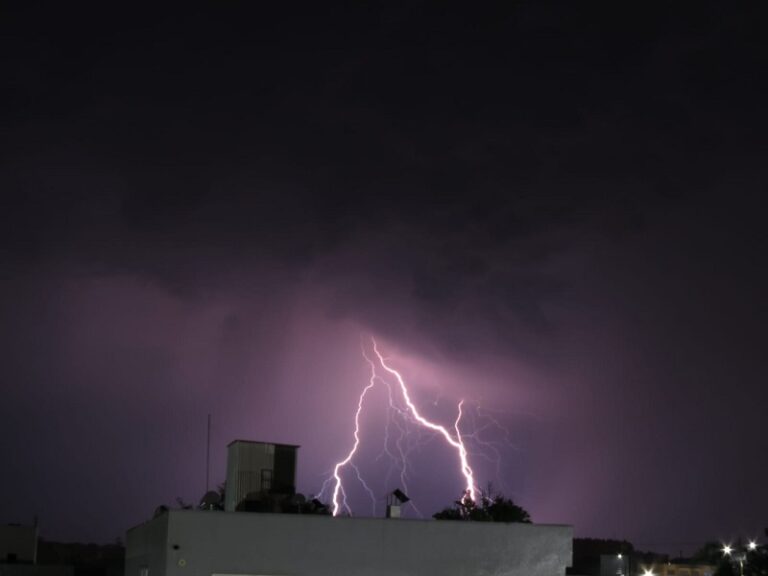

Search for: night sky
xmin=1 ymin=3 xmax=767 ymax=554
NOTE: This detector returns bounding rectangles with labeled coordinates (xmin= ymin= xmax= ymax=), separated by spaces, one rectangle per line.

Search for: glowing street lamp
xmin=721 ymin=540 xmax=762 ymax=576
xmin=613 ymin=552 xmax=629 ymax=576
xmin=642 ymin=568 xmax=656 ymax=576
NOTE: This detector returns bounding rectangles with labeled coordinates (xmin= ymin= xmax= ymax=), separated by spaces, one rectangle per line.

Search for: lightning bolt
xmin=320 ymin=337 xmax=484 ymax=517
xmin=470 ymin=404 xmax=518 ymax=491
xmin=327 ymin=345 xmax=378 ymax=516
xmin=371 ymin=338 xmax=478 ymax=504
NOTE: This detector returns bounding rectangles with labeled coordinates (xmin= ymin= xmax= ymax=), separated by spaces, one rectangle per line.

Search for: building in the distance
xmin=125 ymin=439 xmax=573 ymax=576
xmin=0 ymin=524 xmax=105 ymax=576
xmin=653 ymin=563 xmax=715 ymax=576
xmin=0 ymin=524 xmax=37 ymax=565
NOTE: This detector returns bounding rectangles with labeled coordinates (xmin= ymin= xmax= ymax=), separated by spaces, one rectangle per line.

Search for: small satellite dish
xmin=200 ymin=491 xmax=221 ymax=509
xmin=392 ymin=488 xmax=410 ymax=504
xmin=310 ymin=498 xmax=328 ymax=510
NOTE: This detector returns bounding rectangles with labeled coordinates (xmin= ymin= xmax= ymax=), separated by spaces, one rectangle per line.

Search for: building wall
xmin=600 ymin=554 xmax=628 ymax=575
xmin=0 ymin=525 xmax=37 ymax=564
xmin=271 ymin=445 xmax=297 ymax=495
xmin=225 ymin=442 xmax=274 ymax=511
xmin=225 ymin=442 xmax=299 ymax=511
xmin=656 ymin=565 xmax=715 ymax=576
xmin=127 ymin=510 xmax=572 ymax=576
xmin=126 ymin=514 xmax=168 ymax=576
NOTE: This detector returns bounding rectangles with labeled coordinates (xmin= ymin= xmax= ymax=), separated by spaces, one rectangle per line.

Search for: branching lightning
xmin=327 ymin=350 xmax=377 ymax=516
xmin=372 ymin=339 xmax=477 ymax=503
xmin=319 ymin=337 xmax=514 ymax=517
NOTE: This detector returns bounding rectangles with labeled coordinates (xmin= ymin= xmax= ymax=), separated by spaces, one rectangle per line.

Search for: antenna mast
xmin=206 ymin=413 xmax=211 ymax=492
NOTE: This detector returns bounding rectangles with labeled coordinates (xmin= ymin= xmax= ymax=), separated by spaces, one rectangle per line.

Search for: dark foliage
xmin=694 ymin=541 xmax=768 ymax=576
xmin=433 ymin=487 xmax=531 ymax=523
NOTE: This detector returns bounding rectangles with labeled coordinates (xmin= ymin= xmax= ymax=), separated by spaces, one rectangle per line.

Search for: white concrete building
xmin=126 ymin=509 xmax=573 ymax=576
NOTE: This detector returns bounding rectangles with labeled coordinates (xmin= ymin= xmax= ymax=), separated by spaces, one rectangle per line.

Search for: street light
xmin=721 ymin=541 xmax=757 ymax=576
xmin=613 ymin=553 xmax=626 ymax=576
xmin=642 ymin=568 xmax=656 ymax=576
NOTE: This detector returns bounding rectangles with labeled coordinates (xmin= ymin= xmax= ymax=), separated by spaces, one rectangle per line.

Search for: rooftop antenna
xmin=206 ymin=414 xmax=211 ymax=492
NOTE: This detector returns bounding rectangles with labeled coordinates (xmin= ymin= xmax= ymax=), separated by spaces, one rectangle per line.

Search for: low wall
xmin=127 ymin=510 xmax=572 ymax=576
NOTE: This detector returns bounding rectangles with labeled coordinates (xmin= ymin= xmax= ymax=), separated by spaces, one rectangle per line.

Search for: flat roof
xmin=227 ymin=439 xmax=300 ymax=448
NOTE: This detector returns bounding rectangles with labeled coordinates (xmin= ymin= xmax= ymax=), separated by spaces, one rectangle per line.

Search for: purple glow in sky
xmin=1 ymin=2 xmax=767 ymax=557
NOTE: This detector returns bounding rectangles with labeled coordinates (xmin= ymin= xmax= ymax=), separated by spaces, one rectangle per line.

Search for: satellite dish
xmin=200 ymin=491 xmax=221 ymax=509
xmin=392 ymin=488 xmax=410 ymax=504
xmin=307 ymin=498 xmax=331 ymax=515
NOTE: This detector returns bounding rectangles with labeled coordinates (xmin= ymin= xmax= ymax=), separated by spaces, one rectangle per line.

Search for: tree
xmin=693 ymin=542 xmax=726 ymax=565
xmin=694 ymin=541 xmax=768 ymax=576
xmin=486 ymin=494 xmax=531 ymax=523
xmin=433 ymin=485 xmax=531 ymax=523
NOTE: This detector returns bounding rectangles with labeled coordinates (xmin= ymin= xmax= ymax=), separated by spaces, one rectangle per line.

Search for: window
xmin=261 ymin=468 xmax=273 ymax=491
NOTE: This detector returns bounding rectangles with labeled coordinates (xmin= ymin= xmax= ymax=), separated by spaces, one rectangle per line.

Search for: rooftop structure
xmin=224 ymin=440 xmax=298 ymax=512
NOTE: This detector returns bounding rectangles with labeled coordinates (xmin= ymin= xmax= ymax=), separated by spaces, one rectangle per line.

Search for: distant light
xmin=617 ymin=553 xmax=623 ymax=559
xmin=642 ymin=569 xmax=656 ymax=576
xmin=722 ymin=544 xmax=733 ymax=556
xmin=748 ymin=540 xmax=758 ymax=551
